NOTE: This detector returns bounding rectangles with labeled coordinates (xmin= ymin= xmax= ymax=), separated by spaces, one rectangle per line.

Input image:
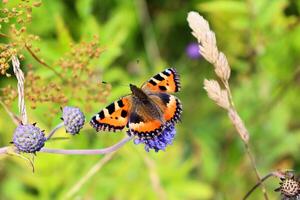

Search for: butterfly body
xmin=90 ymin=68 xmax=182 ymax=139
xmin=130 ymin=84 xmax=165 ymax=123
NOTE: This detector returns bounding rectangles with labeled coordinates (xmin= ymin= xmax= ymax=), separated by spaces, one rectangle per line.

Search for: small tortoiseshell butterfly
xmin=90 ymin=68 xmax=182 ymax=139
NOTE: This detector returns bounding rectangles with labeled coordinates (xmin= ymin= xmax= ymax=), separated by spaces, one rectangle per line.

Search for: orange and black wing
xmin=127 ymin=93 xmax=182 ymax=139
xmin=148 ymin=93 xmax=182 ymax=126
xmin=90 ymin=96 xmax=132 ymax=132
xmin=141 ymin=68 xmax=181 ymax=93
xmin=127 ymin=110 xmax=165 ymax=139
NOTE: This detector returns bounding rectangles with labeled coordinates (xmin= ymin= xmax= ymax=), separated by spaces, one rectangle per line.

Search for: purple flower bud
xmin=62 ymin=106 xmax=85 ymax=135
xmin=13 ymin=124 xmax=46 ymax=153
xmin=186 ymin=42 xmax=201 ymax=59
xmin=134 ymin=125 xmax=176 ymax=152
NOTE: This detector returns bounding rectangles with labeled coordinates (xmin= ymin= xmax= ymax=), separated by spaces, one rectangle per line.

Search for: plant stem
xmin=46 ymin=122 xmax=64 ymax=140
xmin=243 ymin=171 xmax=285 ymax=200
xmin=40 ymin=136 xmax=133 ymax=155
xmin=65 ymin=152 xmax=116 ymax=198
xmin=0 ymin=147 xmax=9 ymax=154
xmin=134 ymin=0 xmax=161 ymax=69
xmin=244 ymin=143 xmax=269 ymax=200
xmin=24 ymin=43 xmax=64 ymax=80
xmin=0 ymin=100 xmax=21 ymax=125
xmin=143 ymin=154 xmax=167 ymax=200
xmin=225 ymin=80 xmax=268 ymax=199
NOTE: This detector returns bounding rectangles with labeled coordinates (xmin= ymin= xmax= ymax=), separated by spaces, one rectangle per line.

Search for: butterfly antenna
xmin=101 ymin=81 xmax=128 ymax=87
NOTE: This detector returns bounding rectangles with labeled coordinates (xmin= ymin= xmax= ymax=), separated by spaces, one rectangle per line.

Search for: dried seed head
xmin=187 ymin=11 xmax=231 ymax=81
xmin=203 ymin=79 xmax=230 ymax=110
xmin=227 ymin=109 xmax=249 ymax=143
xmin=275 ymin=173 xmax=300 ymax=199
xmin=215 ymin=52 xmax=230 ymax=81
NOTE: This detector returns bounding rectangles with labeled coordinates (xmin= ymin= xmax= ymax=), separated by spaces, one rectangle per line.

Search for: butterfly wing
xmin=141 ymin=68 xmax=180 ymax=93
xmin=127 ymin=97 xmax=166 ymax=138
xmin=90 ymin=96 xmax=132 ymax=132
xmin=147 ymin=92 xmax=182 ymax=126
xmin=127 ymin=93 xmax=182 ymax=139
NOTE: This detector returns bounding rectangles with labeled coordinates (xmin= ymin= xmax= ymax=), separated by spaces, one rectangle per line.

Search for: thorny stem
xmin=24 ymin=43 xmax=64 ymax=80
xmin=40 ymin=136 xmax=133 ymax=155
xmin=65 ymin=152 xmax=116 ymax=198
xmin=46 ymin=122 xmax=64 ymax=140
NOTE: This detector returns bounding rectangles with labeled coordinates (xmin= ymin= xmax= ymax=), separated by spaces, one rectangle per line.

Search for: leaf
xmin=76 ymin=0 xmax=93 ymax=19
xmin=54 ymin=14 xmax=73 ymax=51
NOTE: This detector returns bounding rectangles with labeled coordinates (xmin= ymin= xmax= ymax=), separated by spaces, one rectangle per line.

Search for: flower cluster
xmin=25 ymin=70 xmax=68 ymax=109
xmin=13 ymin=123 xmax=46 ymax=153
xmin=134 ymin=125 xmax=176 ymax=152
xmin=0 ymin=1 xmax=41 ymax=76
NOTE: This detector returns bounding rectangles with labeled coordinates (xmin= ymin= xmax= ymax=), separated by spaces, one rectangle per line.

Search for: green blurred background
xmin=1 ymin=0 xmax=300 ymax=199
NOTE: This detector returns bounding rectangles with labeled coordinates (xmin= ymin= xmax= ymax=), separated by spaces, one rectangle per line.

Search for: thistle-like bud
xmin=13 ymin=124 xmax=46 ymax=153
xmin=62 ymin=106 xmax=85 ymax=135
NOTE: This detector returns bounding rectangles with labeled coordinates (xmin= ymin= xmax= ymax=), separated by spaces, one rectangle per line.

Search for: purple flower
xmin=134 ymin=125 xmax=176 ymax=152
xmin=62 ymin=106 xmax=85 ymax=135
xmin=186 ymin=42 xmax=201 ymax=59
xmin=13 ymin=124 xmax=46 ymax=153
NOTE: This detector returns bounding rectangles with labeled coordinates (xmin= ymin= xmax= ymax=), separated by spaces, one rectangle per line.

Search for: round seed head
xmin=280 ymin=178 xmax=300 ymax=197
xmin=275 ymin=173 xmax=300 ymax=199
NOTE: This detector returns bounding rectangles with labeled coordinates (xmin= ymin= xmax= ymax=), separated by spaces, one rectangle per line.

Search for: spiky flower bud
xmin=275 ymin=172 xmax=300 ymax=199
xmin=13 ymin=124 xmax=46 ymax=153
xmin=62 ymin=106 xmax=85 ymax=135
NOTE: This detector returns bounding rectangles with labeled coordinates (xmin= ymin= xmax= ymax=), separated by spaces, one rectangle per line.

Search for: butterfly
xmin=90 ymin=68 xmax=182 ymax=139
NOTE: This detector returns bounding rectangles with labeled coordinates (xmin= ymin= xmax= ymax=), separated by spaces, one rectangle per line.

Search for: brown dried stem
xmin=12 ymin=55 xmax=27 ymax=124
xmin=187 ymin=11 xmax=268 ymax=199
xmin=0 ymin=100 xmax=21 ymax=125
xmin=243 ymin=170 xmax=286 ymax=200
xmin=24 ymin=43 xmax=64 ymax=80
xmin=0 ymin=33 xmax=9 ymax=38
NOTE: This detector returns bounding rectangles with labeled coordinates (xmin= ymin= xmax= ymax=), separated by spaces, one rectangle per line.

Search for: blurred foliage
xmin=0 ymin=0 xmax=300 ymax=199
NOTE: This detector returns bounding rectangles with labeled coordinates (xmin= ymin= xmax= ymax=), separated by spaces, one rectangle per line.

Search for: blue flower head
xmin=13 ymin=124 xmax=46 ymax=153
xmin=62 ymin=106 xmax=85 ymax=135
xmin=134 ymin=125 xmax=176 ymax=152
